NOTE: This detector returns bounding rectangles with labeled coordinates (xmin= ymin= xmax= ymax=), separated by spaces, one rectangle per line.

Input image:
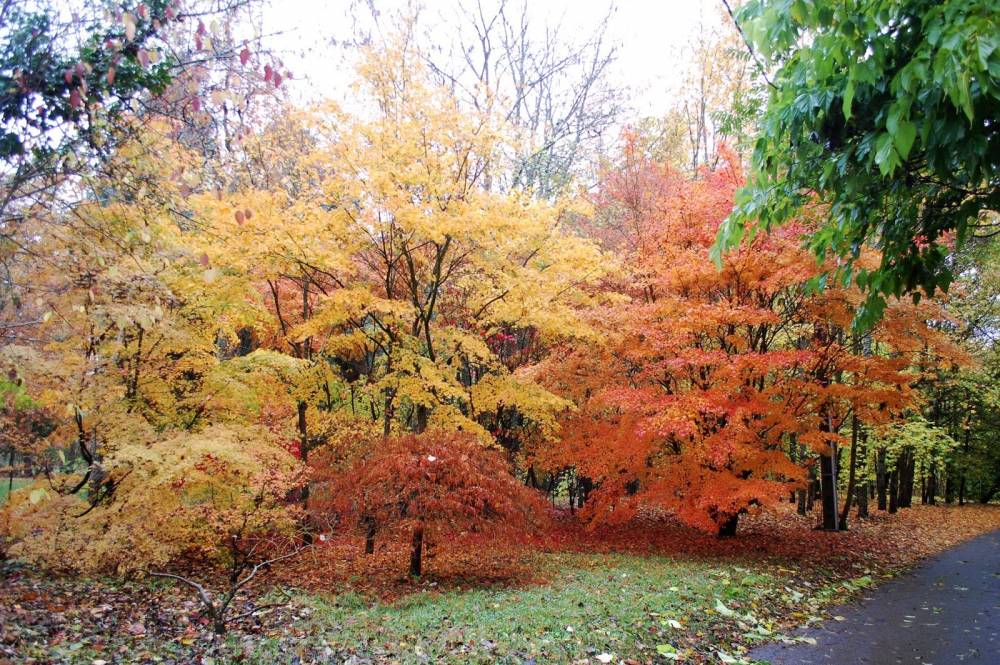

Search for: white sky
xmin=260 ymin=0 xmax=730 ymax=119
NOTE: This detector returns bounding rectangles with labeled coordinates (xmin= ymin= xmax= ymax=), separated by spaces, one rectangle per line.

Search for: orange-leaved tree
xmin=320 ymin=431 xmax=548 ymax=576
xmin=534 ymin=141 xmax=958 ymax=536
xmin=534 ymin=145 xmax=814 ymax=535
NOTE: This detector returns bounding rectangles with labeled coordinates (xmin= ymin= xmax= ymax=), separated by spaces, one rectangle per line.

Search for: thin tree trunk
xmin=297 ymin=401 xmax=312 ymax=545
xmin=363 ymin=517 xmax=377 ymax=554
xmin=888 ymin=467 xmax=899 ymax=514
xmin=409 ymin=523 xmax=425 ymax=577
xmin=820 ymin=447 xmax=839 ymax=530
xmin=839 ymin=417 xmax=860 ymax=530
xmin=927 ymin=462 xmax=937 ymax=505
xmin=876 ymin=447 xmax=888 ymax=510
xmin=899 ymin=449 xmax=915 ymax=508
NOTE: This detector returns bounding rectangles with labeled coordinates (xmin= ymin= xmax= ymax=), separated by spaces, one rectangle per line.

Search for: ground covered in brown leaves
xmin=2 ymin=504 xmax=999 ymax=664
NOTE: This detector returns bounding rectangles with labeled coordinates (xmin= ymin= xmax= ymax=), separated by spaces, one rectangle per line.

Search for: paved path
xmin=751 ymin=529 xmax=1000 ymax=665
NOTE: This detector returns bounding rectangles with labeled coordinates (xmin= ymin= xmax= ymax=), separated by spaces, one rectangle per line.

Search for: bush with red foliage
xmin=320 ymin=431 xmax=549 ymax=576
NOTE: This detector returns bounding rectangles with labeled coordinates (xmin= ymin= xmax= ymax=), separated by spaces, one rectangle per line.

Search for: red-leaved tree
xmin=321 ymin=431 xmax=548 ymax=576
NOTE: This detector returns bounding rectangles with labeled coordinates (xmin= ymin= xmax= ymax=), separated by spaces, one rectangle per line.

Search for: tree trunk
xmin=820 ymin=449 xmax=839 ymax=531
xmin=364 ymin=517 xmax=376 ymax=554
xmin=717 ymin=513 xmax=739 ymax=538
xmin=856 ymin=482 xmax=869 ymax=519
xmin=526 ymin=466 xmax=539 ymax=489
xmin=806 ymin=467 xmax=816 ymax=513
xmin=297 ymin=401 xmax=312 ymax=545
xmin=898 ymin=449 xmax=915 ymax=508
xmin=839 ymin=418 xmax=860 ymax=530
xmin=876 ymin=447 xmax=888 ymax=510
xmin=414 ymin=404 xmax=429 ymax=434
xmin=579 ymin=476 xmax=593 ymax=508
xmin=796 ymin=488 xmax=807 ymax=516
xmin=888 ymin=468 xmax=899 ymax=514
xmin=927 ymin=463 xmax=937 ymax=505
xmin=409 ymin=523 xmax=425 ymax=577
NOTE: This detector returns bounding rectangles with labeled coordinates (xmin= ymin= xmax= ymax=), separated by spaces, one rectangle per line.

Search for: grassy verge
xmin=218 ymin=553 xmax=858 ymax=665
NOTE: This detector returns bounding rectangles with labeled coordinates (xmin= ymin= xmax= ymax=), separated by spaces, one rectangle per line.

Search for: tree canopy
xmin=715 ymin=0 xmax=1000 ymax=327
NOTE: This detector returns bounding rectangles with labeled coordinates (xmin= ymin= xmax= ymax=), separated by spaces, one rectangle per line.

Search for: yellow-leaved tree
xmin=180 ymin=33 xmax=611 ymax=459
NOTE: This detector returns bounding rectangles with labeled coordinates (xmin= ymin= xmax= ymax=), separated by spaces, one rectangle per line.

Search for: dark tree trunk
xmin=414 ymin=404 xmax=429 ymax=434
xmin=578 ymin=476 xmax=593 ymax=508
xmin=856 ymin=482 xmax=869 ymax=519
xmin=364 ymin=517 xmax=376 ymax=554
xmin=820 ymin=450 xmax=839 ymax=531
xmin=717 ymin=513 xmax=739 ymax=538
xmin=898 ymin=449 xmax=915 ymax=508
xmin=297 ymin=401 xmax=313 ymax=545
xmin=796 ymin=488 xmax=807 ymax=516
xmin=409 ymin=524 xmax=425 ymax=577
xmin=839 ymin=418 xmax=860 ymax=530
xmin=526 ymin=466 xmax=539 ymax=489
xmin=888 ymin=468 xmax=899 ymax=514
xmin=876 ymin=447 xmax=888 ymax=510
xmin=927 ymin=463 xmax=937 ymax=505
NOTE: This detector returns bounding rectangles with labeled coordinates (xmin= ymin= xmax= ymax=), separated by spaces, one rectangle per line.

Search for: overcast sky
xmin=260 ymin=0 xmax=730 ymax=119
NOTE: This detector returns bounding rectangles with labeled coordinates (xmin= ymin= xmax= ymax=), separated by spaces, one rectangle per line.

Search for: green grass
xmin=0 ymin=476 xmax=30 ymax=503
xmin=228 ymin=553 xmax=791 ymax=664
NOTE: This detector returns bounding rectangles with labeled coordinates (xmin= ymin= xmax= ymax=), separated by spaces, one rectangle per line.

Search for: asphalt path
xmin=751 ymin=529 xmax=1000 ymax=664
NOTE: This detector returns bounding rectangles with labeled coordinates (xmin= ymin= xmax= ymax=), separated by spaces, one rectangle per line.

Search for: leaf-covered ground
xmin=3 ymin=504 xmax=999 ymax=664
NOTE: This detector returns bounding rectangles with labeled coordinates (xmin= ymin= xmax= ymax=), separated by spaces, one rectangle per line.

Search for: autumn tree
xmin=186 ymin=35 xmax=607 ymax=456
xmin=321 ymin=431 xmax=548 ymax=577
xmin=534 ymin=147 xmax=813 ymax=536
xmin=535 ymin=139 xmax=960 ymax=535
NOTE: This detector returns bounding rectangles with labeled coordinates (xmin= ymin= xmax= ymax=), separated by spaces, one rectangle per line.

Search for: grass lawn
xmin=238 ymin=553 xmax=807 ymax=664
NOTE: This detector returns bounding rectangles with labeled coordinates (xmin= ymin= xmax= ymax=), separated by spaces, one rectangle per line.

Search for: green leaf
xmin=842 ymin=79 xmax=855 ymax=120
xmin=29 ymin=488 xmax=48 ymax=504
xmin=893 ymin=120 xmax=917 ymax=159
xmin=715 ymin=598 xmax=736 ymax=617
xmin=656 ymin=643 xmax=680 ymax=660
xmin=874 ymin=133 xmax=899 ymax=175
